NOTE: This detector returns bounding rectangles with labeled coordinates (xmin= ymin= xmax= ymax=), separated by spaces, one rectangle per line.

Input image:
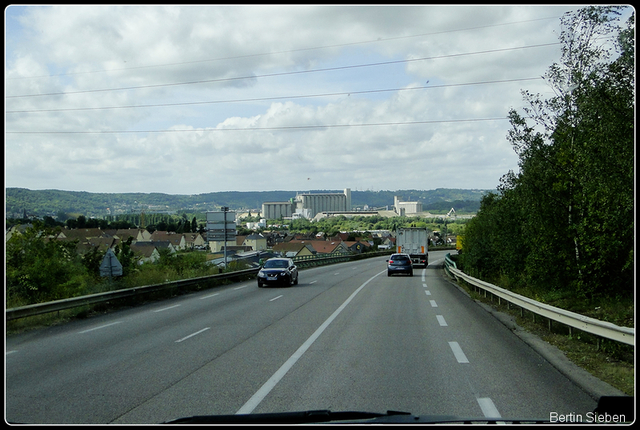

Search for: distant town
xmin=6 ymin=187 xmax=488 ymax=220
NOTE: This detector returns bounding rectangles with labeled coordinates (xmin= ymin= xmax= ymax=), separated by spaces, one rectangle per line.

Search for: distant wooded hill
xmin=6 ymin=188 xmax=491 ymax=218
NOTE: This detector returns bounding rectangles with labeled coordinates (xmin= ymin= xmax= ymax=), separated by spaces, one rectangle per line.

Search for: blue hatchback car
xmin=387 ymin=253 xmax=413 ymax=276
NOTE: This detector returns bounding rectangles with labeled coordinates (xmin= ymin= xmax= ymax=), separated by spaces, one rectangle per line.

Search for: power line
xmin=6 ymin=15 xmax=561 ymax=81
xmin=5 ymin=117 xmax=509 ymax=134
xmin=6 ymin=42 xmax=560 ymax=99
xmin=6 ymin=77 xmax=543 ymax=114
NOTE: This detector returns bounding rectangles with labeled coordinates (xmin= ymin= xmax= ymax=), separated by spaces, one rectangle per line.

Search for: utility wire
xmin=5 ymin=117 xmax=509 ymax=134
xmin=6 ymin=77 xmax=543 ymax=114
xmin=6 ymin=42 xmax=560 ymax=99
xmin=6 ymin=15 xmax=561 ymax=81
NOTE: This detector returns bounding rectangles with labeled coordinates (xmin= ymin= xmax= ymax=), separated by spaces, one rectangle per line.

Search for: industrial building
xmin=262 ymin=189 xmax=351 ymax=220
xmin=394 ymin=196 xmax=423 ymax=215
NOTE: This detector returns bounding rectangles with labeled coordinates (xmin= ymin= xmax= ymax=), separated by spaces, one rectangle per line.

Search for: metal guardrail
xmin=443 ymin=254 xmax=634 ymax=346
xmin=6 ymin=251 xmax=390 ymax=321
xmin=6 ymin=268 xmax=260 ymax=321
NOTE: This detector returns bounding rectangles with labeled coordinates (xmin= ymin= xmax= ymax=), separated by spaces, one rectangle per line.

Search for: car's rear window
xmin=391 ymin=255 xmax=409 ymax=261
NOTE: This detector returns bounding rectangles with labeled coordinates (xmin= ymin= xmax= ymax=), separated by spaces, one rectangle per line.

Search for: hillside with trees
xmin=6 ymin=187 xmax=489 ymax=219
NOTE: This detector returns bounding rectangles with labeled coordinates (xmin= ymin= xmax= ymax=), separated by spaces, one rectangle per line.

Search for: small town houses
xmin=54 ymin=228 xmax=207 ymax=264
xmin=7 ymin=225 xmax=377 ymax=266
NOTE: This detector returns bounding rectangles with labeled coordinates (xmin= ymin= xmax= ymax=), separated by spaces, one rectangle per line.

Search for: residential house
xmin=290 ymin=239 xmax=349 ymax=255
xmin=113 ymin=228 xmax=152 ymax=242
xmin=241 ymin=233 xmax=268 ymax=251
xmin=272 ymin=242 xmax=315 ymax=258
xmin=56 ymin=227 xmax=104 ymax=242
xmin=75 ymin=236 xmax=118 ymax=255
xmin=150 ymin=231 xmax=186 ymax=251
xmin=184 ymin=232 xmax=206 ymax=250
xmin=344 ymin=240 xmax=370 ymax=254
xmin=5 ymin=223 xmax=33 ymax=242
xmin=130 ymin=242 xmax=162 ymax=264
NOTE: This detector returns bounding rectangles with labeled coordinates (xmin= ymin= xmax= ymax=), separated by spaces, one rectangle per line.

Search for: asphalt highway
xmin=6 ymin=250 xmax=600 ymax=424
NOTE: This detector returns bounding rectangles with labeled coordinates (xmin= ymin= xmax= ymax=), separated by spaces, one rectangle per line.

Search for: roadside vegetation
xmin=455 ymin=7 xmax=634 ymax=393
xmin=460 ymin=7 xmax=633 ymax=325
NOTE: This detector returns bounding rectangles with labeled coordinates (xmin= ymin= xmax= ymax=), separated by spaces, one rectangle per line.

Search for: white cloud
xmin=6 ymin=4 xmax=621 ymax=195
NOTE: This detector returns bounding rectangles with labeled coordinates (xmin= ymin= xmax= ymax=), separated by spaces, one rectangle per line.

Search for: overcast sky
xmin=5 ymin=5 xmax=629 ymax=195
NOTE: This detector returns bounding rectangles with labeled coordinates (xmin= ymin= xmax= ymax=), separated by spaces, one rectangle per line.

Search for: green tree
xmin=114 ymin=237 xmax=138 ymax=277
xmin=6 ymin=223 xmax=89 ymax=305
xmin=463 ymin=6 xmax=634 ymax=301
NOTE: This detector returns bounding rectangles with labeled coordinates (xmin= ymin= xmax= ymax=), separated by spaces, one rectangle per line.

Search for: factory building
xmin=262 ymin=189 xmax=351 ymax=220
xmin=394 ymin=195 xmax=422 ymax=215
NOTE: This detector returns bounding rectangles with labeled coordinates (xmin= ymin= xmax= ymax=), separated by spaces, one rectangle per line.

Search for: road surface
xmin=6 ymin=251 xmax=598 ymax=423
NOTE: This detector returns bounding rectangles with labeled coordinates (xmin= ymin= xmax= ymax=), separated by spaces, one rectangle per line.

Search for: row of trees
xmin=8 ymin=212 xmax=205 ymax=234
xmin=265 ymin=214 xmax=466 ymax=239
xmin=460 ymin=7 xmax=634 ymax=303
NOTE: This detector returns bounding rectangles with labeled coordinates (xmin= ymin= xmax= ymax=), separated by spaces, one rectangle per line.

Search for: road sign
xmin=100 ymin=248 xmax=123 ymax=277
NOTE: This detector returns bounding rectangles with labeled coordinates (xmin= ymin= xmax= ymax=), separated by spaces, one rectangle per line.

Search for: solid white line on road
xmin=200 ymin=292 xmax=220 ymax=299
xmin=153 ymin=304 xmax=181 ymax=312
xmin=448 ymin=341 xmax=469 ymax=363
xmin=78 ymin=321 xmax=122 ymax=334
xmin=429 ymin=300 xmax=438 ymax=307
xmin=436 ymin=315 xmax=448 ymax=326
xmin=477 ymin=397 xmax=501 ymax=418
xmin=236 ymin=270 xmax=386 ymax=415
xmin=425 ymin=290 xmax=431 ymax=296
xmin=175 ymin=327 xmax=210 ymax=343
xmin=269 ymin=295 xmax=283 ymax=302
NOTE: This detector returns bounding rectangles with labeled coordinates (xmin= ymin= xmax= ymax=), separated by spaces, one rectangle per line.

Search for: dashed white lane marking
xmin=429 ymin=300 xmax=438 ymax=307
xmin=200 ymin=292 xmax=220 ymax=299
xmin=236 ymin=270 xmax=386 ymax=415
xmin=425 ymin=290 xmax=431 ymax=296
xmin=448 ymin=341 xmax=469 ymax=363
xmin=153 ymin=304 xmax=181 ymax=312
xmin=175 ymin=327 xmax=210 ymax=343
xmin=436 ymin=315 xmax=448 ymax=326
xmin=422 ymin=283 xmax=428 ymax=288
xmin=269 ymin=295 xmax=283 ymax=302
xmin=477 ymin=397 xmax=501 ymax=418
xmin=78 ymin=321 xmax=122 ymax=334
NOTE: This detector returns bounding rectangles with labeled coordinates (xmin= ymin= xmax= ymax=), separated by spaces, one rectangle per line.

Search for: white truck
xmin=395 ymin=227 xmax=429 ymax=268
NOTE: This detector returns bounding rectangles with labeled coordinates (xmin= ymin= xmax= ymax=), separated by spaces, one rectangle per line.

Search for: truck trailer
xmin=395 ymin=227 xmax=429 ymax=268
